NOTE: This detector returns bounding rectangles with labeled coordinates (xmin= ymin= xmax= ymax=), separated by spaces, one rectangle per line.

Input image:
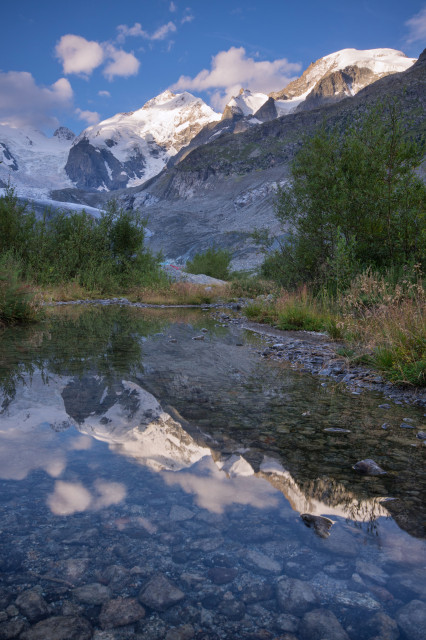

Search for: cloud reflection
xmin=162 ymin=456 xmax=279 ymax=514
xmin=47 ymin=479 xmax=126 ymax=515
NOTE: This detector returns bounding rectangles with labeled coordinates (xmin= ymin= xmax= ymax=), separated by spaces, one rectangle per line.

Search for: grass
xmin=243 ymin=269 xmax=426 ymax=387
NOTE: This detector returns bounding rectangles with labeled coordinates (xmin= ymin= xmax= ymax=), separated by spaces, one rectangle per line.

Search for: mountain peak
xmin=53 ymin=126 xmax=75 ymax=141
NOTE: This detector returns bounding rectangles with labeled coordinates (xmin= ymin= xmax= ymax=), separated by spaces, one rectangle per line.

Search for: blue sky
xmin=1 ymin=0 xmax=425 ymax=134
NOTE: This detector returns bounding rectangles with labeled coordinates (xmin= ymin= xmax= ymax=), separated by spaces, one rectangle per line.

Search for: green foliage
xmin=271 ymin=98 xmax=426 ymax=290
xmin=0 ymin=189 xmax=163 ymax=293
xmin=0 ymin=253 xmax=42 ymax=325
xmin=186 ymin=246 xmax=231 ymax=280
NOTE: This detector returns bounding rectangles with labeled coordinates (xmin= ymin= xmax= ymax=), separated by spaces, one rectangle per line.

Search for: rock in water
xmin=138 ymin=574 xmax=185 ymax=611
xmin=352 ymin=459 xmax=386 ymax=475
xmin=301 ymin=514 xmax=334 ymax=538
xmin=20 ymin=616 xmax=92 ymax=640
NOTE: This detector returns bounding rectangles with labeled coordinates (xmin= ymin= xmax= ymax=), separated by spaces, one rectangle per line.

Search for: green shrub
xmin=0 ymin=255 xmax=42 ymax=325
xmin=186 ymin=247 xmax=231 ymax=280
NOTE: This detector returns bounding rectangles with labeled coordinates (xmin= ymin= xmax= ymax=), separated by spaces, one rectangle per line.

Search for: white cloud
xmin=75 ymin=108 xmax=100 ymax=125
xmin=55 ymin=34 xmax=104 ymax=76
xmin=151 ymin=21 xmax=177 ymax=40
xmin=171 ymin=46 xmax=301 ymax=109
xmin=169 ymin=1 xmax=177 ymax=11
xmin=405 ymin=6 xmax=426 ymax=44
xmin=98 ymin=90 xmax=111 ymax=97
xmin=0 ymin=71 xmax=73 ymax=129
xmin=103 ymin=46 xmax=140 ymax=80
xmin=181 ymin=11 xmax=194 ymax=24
xmin=117 ymin=21 xmax=176 ymax=42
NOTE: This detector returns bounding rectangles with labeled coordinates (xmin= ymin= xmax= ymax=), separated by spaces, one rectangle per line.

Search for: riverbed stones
xmin=244 ymin=550 xmax=282 ymax=574
xmin=165 ymin=623 xmax=195 ymax=640
xmin=20 ymin=616 xmax=92 ymax=640
xmin=299 ymin=609 xmax=349 ymax=640
xmin=274 ymin=613 xmax=300 ymax=633
xmin=396 ymin=599 xmax=426 ymax=640
xmin=15 ymin=590 xmax=49 ymax=622
xmin=352 ymin=459 xmax=387 ymax=475
xmin=207 ymin=567 xmax=238 ymax=585
xmin=99 ymin=597 xmax=145 ymax=629
xmin=72 ymin=583 xmax=111 ymax=605
xmin=276 ymin=577 xmax=318 ymax=615
xmin=0 ymin=618 xmax=28 ymax=640
xmin=138 ymin=574 xmax=185 ymax=611
xmin=169 ymin=505 xmax=194 ymax=522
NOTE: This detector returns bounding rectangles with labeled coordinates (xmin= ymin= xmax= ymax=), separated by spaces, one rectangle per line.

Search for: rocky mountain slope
xmin=102 ymin=48 xmax=424 ymax=269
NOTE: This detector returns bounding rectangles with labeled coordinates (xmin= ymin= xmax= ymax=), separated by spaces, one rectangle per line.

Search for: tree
xmin=271 ymin=98 xmax=426 ymax=289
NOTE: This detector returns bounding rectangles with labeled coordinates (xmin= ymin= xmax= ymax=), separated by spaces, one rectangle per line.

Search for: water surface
xmin=0 ymin=305 xmax=425 ymax=639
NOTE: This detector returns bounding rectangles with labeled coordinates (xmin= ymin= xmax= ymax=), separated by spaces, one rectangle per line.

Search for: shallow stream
xmin=0 ymin=305 xmax=425 ymax=640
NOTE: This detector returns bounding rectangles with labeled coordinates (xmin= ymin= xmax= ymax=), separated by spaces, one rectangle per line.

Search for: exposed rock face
xmin=296 ymin=66 xmax=378 ymax=111
xmin=0 ymin=142 xmax=18 ymax=171
xmin=254 ymin=97 xmax=278 ymax=122
xmin=53 ymin=127 xmax=75 ymax=141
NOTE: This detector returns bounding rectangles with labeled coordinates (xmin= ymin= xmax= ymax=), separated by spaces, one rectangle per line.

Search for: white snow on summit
xmin=0 ymin=124 xmax=74 ymax=199
xmin=74 ymin=90 xmax=221 ymax=187
xmin=226 ymin=89 xmax=269 ymax=116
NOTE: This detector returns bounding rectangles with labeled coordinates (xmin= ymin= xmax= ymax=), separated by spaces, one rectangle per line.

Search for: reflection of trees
xmin=0 ymin=306 xmax=167 ymax=408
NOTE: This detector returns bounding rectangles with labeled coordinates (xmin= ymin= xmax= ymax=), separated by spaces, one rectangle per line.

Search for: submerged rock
xmin=299 ymin=608 xmax=349 ymax=640
xmin=20 ymin=616 xmax=92 ymax=640
xmin=352 ymin=459 xmax=386 ymax=475
xmin=276 ymin=577 xmax=318 ymax=615
xmin=99 ymin=597 xmax=145 ymax=629
xmin=301 ymin=514 xmax=334 ymax=538
xmin=138 ymin=574 xmax=185 ymax=611
xmin=396 ymin=599 xmax=426 ymax=640
xmin=15 ymin=590 xmax=49 ymax=622
xmin=72 ymin=583 xmax=111 ymax=605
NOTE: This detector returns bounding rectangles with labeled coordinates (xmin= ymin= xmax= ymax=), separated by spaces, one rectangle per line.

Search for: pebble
xmin=138 ymin=574 xmax=185 ymax=612
xmin=20 ymin=616 xmax=92 ymax=640
xmin=99 ymin=597 xmax=145 ymax=629
xmin=352 ymin=459 xmax=386 ymax=475
xmin=299 ymin=609 xmax=349 ymax=640
xmin=72 ymin=583 xmax=111 ymax=605
xmin=396 ymin=599 xmax=426 ymax=640
xmin=276 ymin=577 xmax=318 ymax=615
xmin=15 ymin=590 xmax=49 ymax=623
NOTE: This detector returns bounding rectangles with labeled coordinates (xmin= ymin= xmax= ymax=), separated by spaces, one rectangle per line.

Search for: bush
xmin=0 ymin=254 xmax=42 ymax=325
xmin=272 ymin=98 xmax=426 ymax=289
xmin=186 ymin=247 xmax=231 ymax=280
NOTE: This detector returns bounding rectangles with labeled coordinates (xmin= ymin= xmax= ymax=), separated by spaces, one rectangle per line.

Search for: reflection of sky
xmin=0 ymin=371 xmax=392 ymax=523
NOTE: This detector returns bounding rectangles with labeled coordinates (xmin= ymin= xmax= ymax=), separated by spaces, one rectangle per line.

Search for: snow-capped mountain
xmin=219 ymin=48 xmax=416 ymax=124
xmin=0 ymin=124 xmax=75 ymax=199
xmin=269 ymin=47 xmax=416 ymax=115
xmin=65 ymin=90 xmax=221 ymax=191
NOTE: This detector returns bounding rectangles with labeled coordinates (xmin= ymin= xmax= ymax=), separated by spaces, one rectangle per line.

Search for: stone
xmin=244 ymin=549 xmax=282 ymax=574
xmin=169 ymin=505 xmax=194 ymax=522
xmin=416 ymin=431 xmax=426 ymax=440
xmin=99 ymin=597 xmax=145 ymax=629
xmin=334 ymin=590 xmax=380 ymax=611
xmin=301 ymin=514 xmax=334 ymax=538
xmin=396 ymin=599 xmax=426 ymax=640
xmin=20 ymin=616 xmax=92 ymax=640
xmin=138 ymin=574 xmax=185 ymax=611
xmin=276 ymin=577 xmax=318 ymax=615
xmin=355 ymin=560 xmax=388 ymax=585
xmin=364 ymin=612 xmax=399 ymax=640
xmin=299 ymin=609 xmax=350 ymax=640
xmin=207 ymin=567 xmax=237 ymax=585
xmin=241 ymin=580 xmax=274 ymax=604
xmin=218 ymin=594 xmax=245 ymax=621
xmin=274 ymin=613 xmax=300 ymax=633
xmin=15 ymin=590 xmax=49 ymax=622
xmin=0 ymin=618 xmax=27 ymax=639
xmin=353 ymin=459 xmax=386 ymax=475
xmin=72 ymin=583 xmax=112 ymax=605
xmin=165 ymin=623 xmax=195 ymax=640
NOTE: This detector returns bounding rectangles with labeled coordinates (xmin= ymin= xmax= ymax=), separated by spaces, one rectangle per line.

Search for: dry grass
xmin=127 ymin=282 xmax=232 ymax=305
xmin=244 ymin=268 xmax=426 ymax=386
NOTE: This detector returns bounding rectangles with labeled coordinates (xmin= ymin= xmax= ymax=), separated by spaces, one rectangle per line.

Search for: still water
xmin=0 ymin=305 xmax=425 ymax=640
